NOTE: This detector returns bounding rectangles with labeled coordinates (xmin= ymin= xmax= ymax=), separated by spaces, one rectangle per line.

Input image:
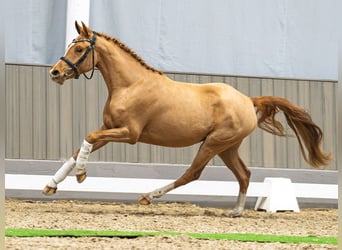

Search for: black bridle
xmin=60 ymin=31 xmax=97 ymax=80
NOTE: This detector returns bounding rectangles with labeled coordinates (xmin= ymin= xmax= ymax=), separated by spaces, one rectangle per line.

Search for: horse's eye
xmin=75 ymin=47 xmax=83 ymax=53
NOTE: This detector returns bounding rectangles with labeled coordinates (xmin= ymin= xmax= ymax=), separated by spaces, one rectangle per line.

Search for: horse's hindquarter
xmin=138 ymin=81 xmax=256 ymax=147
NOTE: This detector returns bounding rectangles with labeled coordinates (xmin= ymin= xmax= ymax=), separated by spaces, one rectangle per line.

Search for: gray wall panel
xmin=5 ymin=64 xmax=337 ymax=170
xmin=32 ymin=66 xmax=47 ymax=159
xmin=6 ymin=65 xmax=20 ymax=159
xmin=46 ymin=73 xmax=60 ymax=160
xmin=18 ymin=66 xmax=33 ymax=158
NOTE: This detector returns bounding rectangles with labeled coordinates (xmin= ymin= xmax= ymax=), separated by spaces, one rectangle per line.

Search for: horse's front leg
xmin=43 ymin=125 xmax=127 ymax=195
xmin=73 ymin=139 xmax=93 ymax=183
xmin=74 ymin=127 xmax=137 ymax=181
xmin=42 ymin=126 xmax=138 ymax=195
xmin=42 ymin=140 xmax=108 ymax=195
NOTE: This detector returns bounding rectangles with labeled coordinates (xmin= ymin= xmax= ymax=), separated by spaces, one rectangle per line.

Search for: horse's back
xmin=174 ymin=81 xmax=255 ymax=120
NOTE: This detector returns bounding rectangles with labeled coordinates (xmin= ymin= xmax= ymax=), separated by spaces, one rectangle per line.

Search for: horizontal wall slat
xmin=5 ymin=64 xmax=337 ymax=170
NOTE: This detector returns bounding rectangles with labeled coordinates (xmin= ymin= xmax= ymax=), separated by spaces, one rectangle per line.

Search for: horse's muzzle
xmin=49 ymin=67 xmax=74 ymax=85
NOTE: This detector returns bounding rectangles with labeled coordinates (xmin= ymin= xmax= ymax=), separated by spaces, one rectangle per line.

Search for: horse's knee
xmin=85 ymin=132 xmax=99 ymax=144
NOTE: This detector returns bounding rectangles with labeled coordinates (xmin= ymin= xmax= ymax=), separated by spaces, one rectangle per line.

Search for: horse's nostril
xmin=51 ymin=70 xmax=60 ymax=76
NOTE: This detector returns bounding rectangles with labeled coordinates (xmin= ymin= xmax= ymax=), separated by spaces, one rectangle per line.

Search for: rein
xmin=60 ymin=31 xmax=97 ymax=80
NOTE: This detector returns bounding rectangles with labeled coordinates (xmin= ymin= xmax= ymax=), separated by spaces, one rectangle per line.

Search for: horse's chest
xmin=102 ymin=100 xmax=128 ymax=128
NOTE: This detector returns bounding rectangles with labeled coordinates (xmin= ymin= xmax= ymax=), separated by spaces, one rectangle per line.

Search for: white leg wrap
xmin=236 ymin=192 xmax=247 ymax=210
xmin=47 ymin=157 xmax=76 ymax=188
xmin=151 ymin=183 xmax=175 ymax=199
xmin=75 ymin=139 xmax=93 ymax=174
xmin=232 ymin=192 xmax=246 ymax=215
xmin=226 ymin=192 xmax=247 ymax=217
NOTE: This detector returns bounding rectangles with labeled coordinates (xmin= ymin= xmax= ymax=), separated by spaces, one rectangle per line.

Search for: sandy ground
xmin=5 ymin=199 xmax=338 ymax=250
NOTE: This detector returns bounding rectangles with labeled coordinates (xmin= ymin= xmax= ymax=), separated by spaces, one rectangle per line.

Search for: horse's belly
xmin=139 ymin=135 xmax=203 ymax=147
xmin=138 ymin=122 xmax=210 ymax=147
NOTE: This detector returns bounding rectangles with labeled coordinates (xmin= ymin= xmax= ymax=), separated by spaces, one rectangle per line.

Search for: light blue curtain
xmin=5 ymin=0 xmax=67 ymax=65
xmin=5 ymin=0 xmax=338 ymax=80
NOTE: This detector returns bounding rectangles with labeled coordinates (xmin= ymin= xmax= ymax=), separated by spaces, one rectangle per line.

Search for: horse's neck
xmin=96 ymin=40 xmax=155 ymax=91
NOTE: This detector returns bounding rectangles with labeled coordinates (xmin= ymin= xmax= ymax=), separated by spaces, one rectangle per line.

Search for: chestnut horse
xmin=43 ymin=22 xmax=330 ymax=217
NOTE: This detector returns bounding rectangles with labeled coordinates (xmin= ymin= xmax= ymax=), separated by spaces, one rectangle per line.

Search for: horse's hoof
xmin=42 ymin=185 xmax=57 ymax=196
xmin=76 ymin=173 xmax=87 ymax=183
xmin=138 ymin=195 xmax=151 ymax=205
xmin=224 ymin=210 xmax=242 ymax=218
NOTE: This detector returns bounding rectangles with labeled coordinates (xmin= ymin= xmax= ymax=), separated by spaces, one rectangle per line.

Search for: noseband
xmin=60 ymin=31 xmax=97 ymax=80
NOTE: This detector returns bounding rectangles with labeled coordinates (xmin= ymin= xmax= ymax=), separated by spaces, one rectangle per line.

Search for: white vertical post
xmin=338 ymin=1 xmax=342 ymax=246
xmin=338 ymin=24 xmax=342 ymax=250
xmin=65 ymin=0 xmax=90 ymax=48
xmin=0 ymin=0 xmax=5 ymax=247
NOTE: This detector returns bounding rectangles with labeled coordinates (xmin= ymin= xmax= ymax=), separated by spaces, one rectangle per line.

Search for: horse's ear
xmin=81 ymin=21 xmax=92 ymax=38
xmin=75 ymin=21 xmax=82 ymax=35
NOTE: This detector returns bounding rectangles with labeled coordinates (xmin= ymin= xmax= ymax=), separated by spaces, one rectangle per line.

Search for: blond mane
xmin=96 ymin=32 xmax=164 ymax=75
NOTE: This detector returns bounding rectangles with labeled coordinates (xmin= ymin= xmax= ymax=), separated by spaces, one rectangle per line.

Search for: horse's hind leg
xmin=218 ymin=145 xmax=251 ymax=217
xmin=138 ymin=140 xmax=219 ymax=205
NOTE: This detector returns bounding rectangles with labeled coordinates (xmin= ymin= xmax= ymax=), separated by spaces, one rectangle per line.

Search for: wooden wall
xmin=5 ymin=64 xmax=337 ymax=170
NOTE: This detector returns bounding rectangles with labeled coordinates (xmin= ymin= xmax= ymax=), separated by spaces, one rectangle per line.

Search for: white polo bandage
xmin=76 ymin=139 xmax=93 ymax=173
xmin=47 ymin=157 xmax=76 ymax=188
xmin=236 ymin=192 xmax=247 ymax=210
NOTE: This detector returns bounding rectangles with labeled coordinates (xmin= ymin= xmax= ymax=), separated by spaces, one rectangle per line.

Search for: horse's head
xmin=50 ymin=21 xmax=97 ymax=84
